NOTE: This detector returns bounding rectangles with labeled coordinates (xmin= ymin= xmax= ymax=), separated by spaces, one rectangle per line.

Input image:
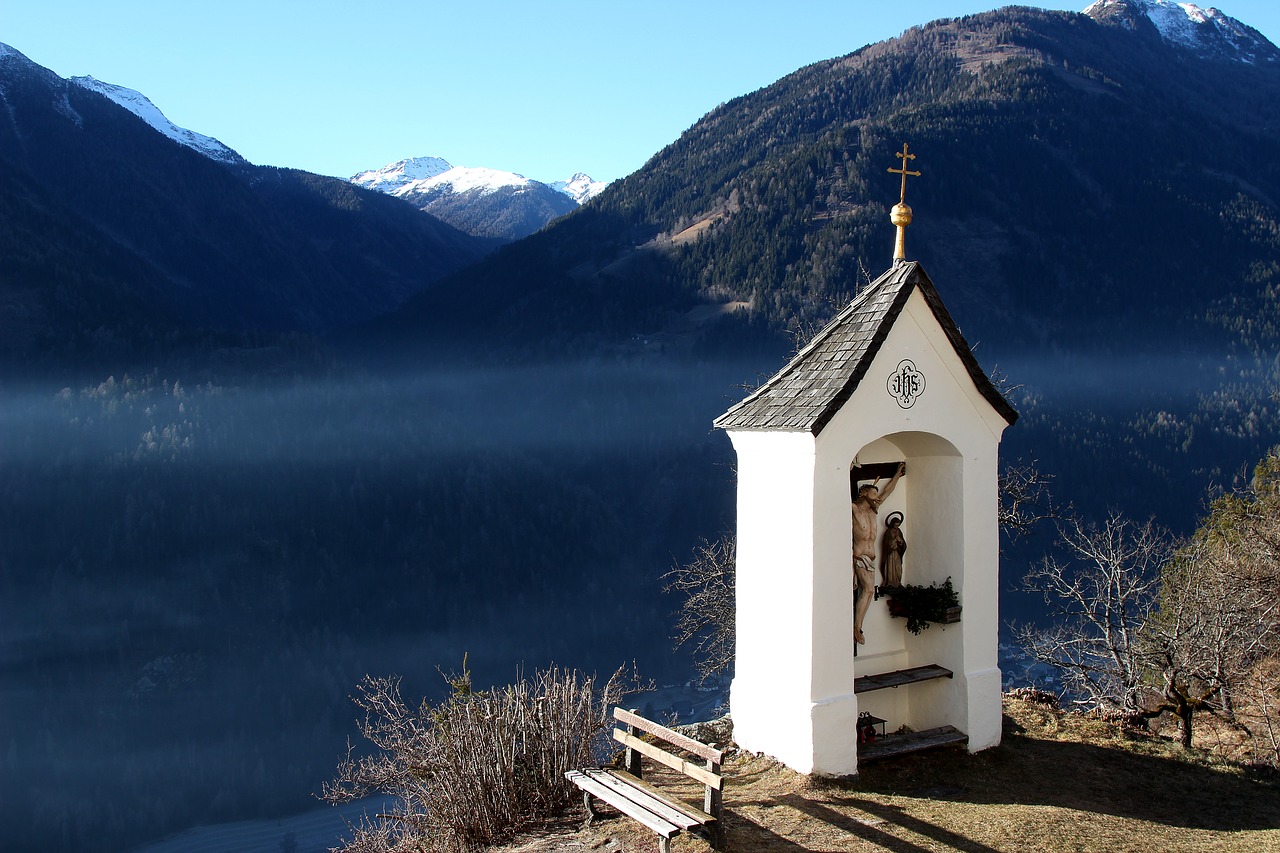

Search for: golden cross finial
xmin=887 ymin=143 xmax=921 ymax=262
xmin=887 ymin=143 xmax=921 ymax=204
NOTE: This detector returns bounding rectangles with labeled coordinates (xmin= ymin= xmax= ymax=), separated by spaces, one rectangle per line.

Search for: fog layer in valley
xmin=1 ymin=349 xmax=1274 ymax=851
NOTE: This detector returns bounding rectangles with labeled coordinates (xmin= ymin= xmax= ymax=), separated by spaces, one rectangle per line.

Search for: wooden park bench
xmin=565 ymin=707 xmax=724 ymax=853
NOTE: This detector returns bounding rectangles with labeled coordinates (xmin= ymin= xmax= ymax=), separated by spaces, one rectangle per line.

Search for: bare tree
xmin=1014 ymin=512 xmax=1173 ymax=717
xmin=1144 ymin=453 xmax=1280 ymax=751
xmin=1018 ymin=452 xmax=1280 ymax=756
xmin=663 ymin=535 xmax=736 ymax=683
xmin=1142 ymin=540 xmax=1257 ymax=746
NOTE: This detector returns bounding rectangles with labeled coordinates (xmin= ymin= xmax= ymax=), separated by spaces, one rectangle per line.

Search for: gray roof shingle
xmin=713 ymin=261 xmax=1018 ymax=434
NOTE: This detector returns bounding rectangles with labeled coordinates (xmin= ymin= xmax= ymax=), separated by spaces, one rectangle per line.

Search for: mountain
xmin=349 ymin=156 xmax=453 ymax=193
xmin=377 ymin=163 xmax=578 ymax=241
xmin=351 ymin=157 xmax=606 ymax=240
xmin=0 ymin=46 xmax=492 ymax=364
xmin=68 ymin=75 xmax=246 ymax=165
xmin=551 ymin=172 xmax=609 ymax=204
xmin=377 ymin=1 xmax=1280 ymax=365
xmin=1084 ymin=0 xmax=1277 ymax=62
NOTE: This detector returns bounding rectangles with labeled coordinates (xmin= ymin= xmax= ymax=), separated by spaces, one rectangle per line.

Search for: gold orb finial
xmin=887 ymin=143 xmax=921 ymax=262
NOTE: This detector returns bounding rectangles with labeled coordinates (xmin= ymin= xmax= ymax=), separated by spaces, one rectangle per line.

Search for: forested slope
xmin=385 ymin=6 xmax=1280 ymax=363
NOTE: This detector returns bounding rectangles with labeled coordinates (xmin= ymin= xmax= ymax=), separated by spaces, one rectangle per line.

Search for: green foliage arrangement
xmin=884 ymin=577 xmax=961 ymax=635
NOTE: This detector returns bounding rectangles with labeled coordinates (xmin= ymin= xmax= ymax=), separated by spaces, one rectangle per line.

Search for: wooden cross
xmin=887 ymin=143 xmax=921 ymax=204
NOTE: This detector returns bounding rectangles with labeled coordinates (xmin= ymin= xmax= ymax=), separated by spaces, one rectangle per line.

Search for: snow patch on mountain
xmin=352 ymin=157 xmax=608 ymax=203
xmin=416 ymin=166 xmax=535 ymax=196
xmin=350 ymin=157 xmax=594 ymax=239
xmin=70 ymin=75 xmax=244 ymax=163
xmin=54 ymin=91 xmax=83 ymax=127
xmin=551 ymin=172 xmax=608 ymax=204
xmin=0 ymin=42 xmax=73 ymax=90
xmin=1083 ymin=0 xmax=1277 ymax=62
xmin=351 ymin=158 xmax=532 ymax=198
xmin=349 ymin=156 xmax=452 ymax=193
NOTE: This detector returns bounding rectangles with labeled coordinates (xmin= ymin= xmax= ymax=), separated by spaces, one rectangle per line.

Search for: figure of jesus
xmin=851 ymin=461 xmax=905 ymax=644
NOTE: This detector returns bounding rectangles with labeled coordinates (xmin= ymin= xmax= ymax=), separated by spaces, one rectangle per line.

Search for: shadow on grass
xmin=720 ymin=812 xmax=813 ymax=853
xmin=776 ymin=794 xmax=999 ymax=853
xmin=845 ymin=716 xmax=1280 ymax=832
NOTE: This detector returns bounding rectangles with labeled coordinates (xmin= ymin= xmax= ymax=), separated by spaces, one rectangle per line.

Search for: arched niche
xmin=846 ymin=431 xmax=971 ymax=737
xmin=851 ymin=431 xmax=963 ymax=592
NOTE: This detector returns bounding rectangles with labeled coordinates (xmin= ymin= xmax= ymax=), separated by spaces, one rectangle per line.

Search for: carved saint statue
xmin=880 ymin=511 xmax=906 ymax=589
xmin=851 ymin=461 xmax=905 ymax=645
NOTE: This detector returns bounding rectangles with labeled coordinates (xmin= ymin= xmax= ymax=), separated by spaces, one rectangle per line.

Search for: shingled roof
xmin=713 ymin=261 xmax=1018 ymax=434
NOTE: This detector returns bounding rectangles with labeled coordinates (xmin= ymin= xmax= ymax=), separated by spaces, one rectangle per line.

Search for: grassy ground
xmin=499 ymin=697 xmax=1280 ymax=853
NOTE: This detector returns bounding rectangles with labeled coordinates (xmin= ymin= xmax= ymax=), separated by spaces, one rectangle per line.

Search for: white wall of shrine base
xmin=728 ymin=428 xmax=828 ymax=772
xmin=730 ymin=681 xmax=861 ymax=776
xmin=727 ymin=287 xmax=1010 ymax=776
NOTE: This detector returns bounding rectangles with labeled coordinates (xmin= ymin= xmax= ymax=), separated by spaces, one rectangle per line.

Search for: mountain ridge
xmin=68 ymin=74 xmax=246 ymax=164
xmin=350 ymin=156 xmax=607 ymax=240
xmin=371 ymin=3 xmax=1280 ymax=364
xmin=350 ymin=156 xmax=606 ymax=202
xmin=1084 ymin=0 xmax=1279 ymax=62
xmin=0 ymin=43 xmax=492 ymax=364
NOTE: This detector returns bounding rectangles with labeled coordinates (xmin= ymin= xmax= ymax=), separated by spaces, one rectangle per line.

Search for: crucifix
xmin=887 ymin=143 xmax=921 ymax=262
xmin=851 ymin=460 xmax=906 ymax=647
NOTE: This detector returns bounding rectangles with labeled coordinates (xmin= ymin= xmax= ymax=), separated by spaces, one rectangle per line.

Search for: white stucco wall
xmin=727 ymin=286 xmax=1011 ymax=775
xmin=728 ymin=429 xmax=822 ymax=772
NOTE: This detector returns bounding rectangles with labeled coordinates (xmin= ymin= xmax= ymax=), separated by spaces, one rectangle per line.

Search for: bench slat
xmin=580 ymin=769 xmax=706 ymax=830
xmin=565 ymin=770 xmax=681 ymax=838
xmin=614 ymin=707 xmax=725 ymax=762
xmin=613 ymin=729 xmax=725 ymax=790
xmin=600 ymin=769 xmax=716 ymax=826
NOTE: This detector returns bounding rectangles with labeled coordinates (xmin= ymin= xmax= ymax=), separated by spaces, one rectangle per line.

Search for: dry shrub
xmin=324 ymin=664 xmax=633 ymax=853
xmin=1092 ymin=705 xmax=1152 ymax=730
xmin=1005 ymin=687 xmax=1059 ymax=709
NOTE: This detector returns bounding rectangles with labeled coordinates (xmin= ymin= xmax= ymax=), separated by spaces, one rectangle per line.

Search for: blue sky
xmin=7 ymin=1 xmax=1279 ymax=184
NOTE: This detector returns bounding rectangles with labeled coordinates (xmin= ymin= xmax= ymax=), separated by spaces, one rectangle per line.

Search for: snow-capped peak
xmin=69 ymin=76 xmax=245 ymax=163
xmin=1 ymin=42 xmax=77 ymax=89
xmin=416 ymin=165 xmax=534 ymax=196
xmin=352 ymin=157 xmax=610 ymax=205
xmin=349 ymin=156 xmax=452 ymax=193
xmin=1083 ymin=1 xmax=1277 ymax=62
xmin=551 ymin=173 xmax=608 ymax=204
xmin=351 ymin=158 xmax=537 ymax=199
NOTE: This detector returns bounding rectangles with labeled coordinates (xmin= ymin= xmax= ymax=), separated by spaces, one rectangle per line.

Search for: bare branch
xmin=998 ymin=457 xmax=1057 ymax=543
xmin=1015 ymin=512 xmax=1172 ymax=716
xmin=663 ymin=535 xmax=736 ymax=683
xmin=325 ymin=664 xmax=644 ymax=853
